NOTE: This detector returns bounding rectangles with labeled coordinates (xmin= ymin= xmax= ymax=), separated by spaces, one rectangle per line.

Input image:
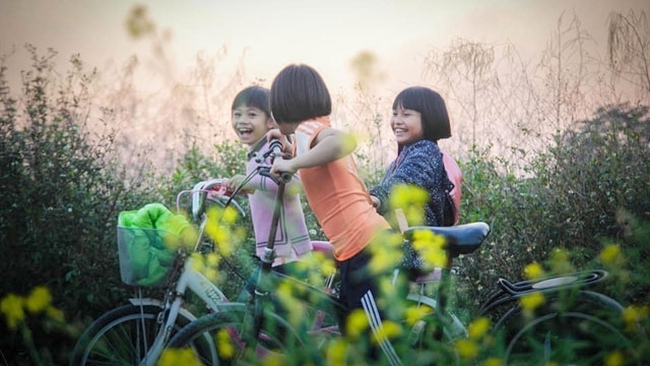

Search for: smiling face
xmin=231 ymin=105 xmax=275 ymax=146
xmin=391 ymin=104 xmax=424 ymax=146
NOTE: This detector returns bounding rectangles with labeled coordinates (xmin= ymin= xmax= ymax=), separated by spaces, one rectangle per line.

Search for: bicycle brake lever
xmin=258 ymin=166 xmax=292 ymax=184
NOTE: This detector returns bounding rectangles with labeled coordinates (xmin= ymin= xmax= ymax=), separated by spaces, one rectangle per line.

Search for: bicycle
xmin=165 ymin=148 xmax=636 ymax=365
xmin=67 ymin=177 xmax=252 ymax=365
xmin=69 ymin=140 xmax=339 ymax=366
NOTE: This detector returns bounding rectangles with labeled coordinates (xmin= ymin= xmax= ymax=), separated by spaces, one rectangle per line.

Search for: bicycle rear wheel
xmin=167 ymin=304 xmax=306 ymax=365
xmin=69 ymin=304 xmax=217 ymax=366
xmin=498 ymin=290 xmax=634 ymax=366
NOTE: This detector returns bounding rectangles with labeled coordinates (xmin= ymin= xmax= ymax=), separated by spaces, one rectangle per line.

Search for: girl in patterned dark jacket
xmin=369 ymin=86 xmax=461 ymax=229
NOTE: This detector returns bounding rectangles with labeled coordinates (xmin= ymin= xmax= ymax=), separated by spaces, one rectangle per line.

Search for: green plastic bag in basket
xmin=117 ymin=203 xmax=195 ymax=286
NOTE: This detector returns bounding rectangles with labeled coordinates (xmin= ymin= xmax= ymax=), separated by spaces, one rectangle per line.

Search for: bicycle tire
xmin=69 ymin=303 xmax=217 ymax=366
xmin=495 ymin=290 xmax=634 ymax=365
xmin=166 ymin=304 xmax=308 ymax=365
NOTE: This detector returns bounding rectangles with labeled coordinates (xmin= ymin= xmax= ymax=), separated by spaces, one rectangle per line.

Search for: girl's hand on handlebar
xmin=226 ymin=175 xmax=252 ymax=194
xmin=270 ymin=157 xmax=296 ymax=182
xmin=266 ymin=129 xmax=293 ymax=155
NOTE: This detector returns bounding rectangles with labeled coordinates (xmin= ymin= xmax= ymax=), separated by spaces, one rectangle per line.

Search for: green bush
xmin=0 ymin=47 xmax=160 ymax=364
xmin=456 ymin=103 xmax=650 ymax=312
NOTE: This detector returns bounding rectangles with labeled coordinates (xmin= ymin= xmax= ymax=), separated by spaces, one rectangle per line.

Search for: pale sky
xmin=1 ymin=0 xmax=648 ymax=96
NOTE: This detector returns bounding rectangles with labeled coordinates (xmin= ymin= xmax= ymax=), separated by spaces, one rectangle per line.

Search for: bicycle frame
xmin=131 ymin=243 xmax=237 ymax=365
xmin=135 ymin=162 xmax=336 ymax=365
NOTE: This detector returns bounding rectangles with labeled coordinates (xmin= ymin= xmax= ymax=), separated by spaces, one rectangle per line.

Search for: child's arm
xmin=270 ymin=127 xmax=356 ymax=176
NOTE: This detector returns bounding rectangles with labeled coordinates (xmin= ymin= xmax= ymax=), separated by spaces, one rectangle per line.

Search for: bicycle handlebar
xmin=258 ymin=138 xmax=292 ymax=184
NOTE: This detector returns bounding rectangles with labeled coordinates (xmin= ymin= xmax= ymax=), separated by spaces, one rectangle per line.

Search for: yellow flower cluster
xmin=603 ymin=350 xmax=625 ymax=366
xmin=404 ymin=304 xmax=433 ymax=327
xmin=0 ymin=286 xmax=63 ymax=331
xmin=549 ymin=247 xmax=574 ymax=274
xmin=157 ymin=348 xmax=201 ymax=366
xmin=388 ymin=184 xmax=429 ymax=226
xmin=216 ymin=328 xmax=236 ymax=359
xmin=189 ymin=252 xmax=221 ymax=282
xmin=0 ymin=294 xmax=24 ymax=330
xmin=325 ymin=338 xmax=349 ymax=366
xmin=345 ymin=309 xmax=369 ymax=340
xmin=276 ymin=281 xmax=308 ymax=327
xmin=523 ymin=262 xmax=545 ymax=280
xmin=455 ymin=317 xmax=494 ymax=361
xmin=411 ymin=229 xmax=447 ymax=269
xmin=368 ymin=231 xmax=403 ymax=274
xmin=599 ymin=244 xmax=625 ymax=267
xmin=205 ymin=205 xmax=246 ymax=258
xmin=520 ymin=292 xmax=546 ymax=313
xmin=622 ymin=304 xmax=649 ymax=333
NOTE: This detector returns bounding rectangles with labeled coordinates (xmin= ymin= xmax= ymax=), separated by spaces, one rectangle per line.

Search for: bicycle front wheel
xmin=167 ymin=304 xmax=306 ymax=365
xmin=69 ymin=303 xmax=217 ymax=366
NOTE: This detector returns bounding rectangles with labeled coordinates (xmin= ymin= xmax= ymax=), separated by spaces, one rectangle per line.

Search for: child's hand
xmin=226 ymin=175 xmax=250 ymax=194
xmin=270 ymin=156 xmax=296 ymax=182
xmin=370 ymin=195 xmax=381 ymax=209
xmin=266 ymin=129 xmax=293 ymax=154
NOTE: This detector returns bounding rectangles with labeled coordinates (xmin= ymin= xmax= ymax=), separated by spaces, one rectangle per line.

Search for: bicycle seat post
xmin=432 ymin=240 xmax=455 ymax=341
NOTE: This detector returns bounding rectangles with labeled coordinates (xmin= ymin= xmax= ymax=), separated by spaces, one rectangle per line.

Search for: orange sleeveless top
xmin=293 ymin=118 xmax=391 ymax=261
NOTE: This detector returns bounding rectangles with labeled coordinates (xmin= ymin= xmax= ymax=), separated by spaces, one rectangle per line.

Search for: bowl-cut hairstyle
xmin=270 ymin=64 xmax=332 ymax=124
xmin=392 ymin=86 xmax=451 ymax=143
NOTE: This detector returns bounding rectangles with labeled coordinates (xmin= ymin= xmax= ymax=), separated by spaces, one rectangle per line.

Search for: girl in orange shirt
xmin=269 ymin=64 xmax=402 ymax=366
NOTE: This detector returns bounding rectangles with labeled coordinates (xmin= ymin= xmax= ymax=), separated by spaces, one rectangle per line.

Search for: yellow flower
xmin=1 ymin=293 xmax=25 ymax=330
xmin=523 ymin=262 xmax=545 ymax=280
xmin=455 ymin=339 xmax=479 ymax=359
xmin=411 ymin=229 xmax=447 ymax=268
xmin=275 ymin=282 xmax=305 ymax=327
xmin=604 ymin=350 xmax=624 ymax=366
xmin=622 ymin=305 xmax=649 ymax=333
xmin=520 ymin=292 xmax=545 ymax=312
xmin=261 ymin=352 xmax=285 ymax=366
xmin=222 ymin=206 xmax=241 ymax=224
xmin=205 ymin=253 xmax=219 ymax=267
xmin=550 ymin=247 xmax=574 ymax=274
xmin=483 ymin=357 xmax=503 ymax=366
xmin=25 ymin=286 xmax=52 ymax=314
xmin=388 ymin=185 xmax=429 ymax=226
xmin=369 ymin=247 xmax=401 ymax=274
xmin=216 ymin=328 xmax=235 ymax=359
xmin=345 ymin=309 xmax=369 ymax=340
xmin=467 ymin=317 xmax=491 ymax=340
xmin=326 ymin=338 xmax=348 ymax=366
xmin=371 ymin=320 xmax=403 ymax=343
xmin=204 ymin=268 xmax=219 ymax=282
xmin=190 ymin=253 xmax=205 ymax=272
xmin=404 ymin=305 xmax=432 ymax=327
xmin=600 ymin=244 xmax=624 ymax=266
xmin=157 ymin=348 xmax=201 ymax=366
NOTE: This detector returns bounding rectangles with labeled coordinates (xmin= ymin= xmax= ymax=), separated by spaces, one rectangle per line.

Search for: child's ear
xmin=267 ymin=118 xmax=278 ymax=129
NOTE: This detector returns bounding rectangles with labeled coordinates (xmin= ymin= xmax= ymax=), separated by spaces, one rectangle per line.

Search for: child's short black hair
xmin=392 ymin=86 xmax=451 ymax=142
xmin=232 ymin=86 xmax=271 ymax=117
xmin=270 ymin=64 xmax=332 ymax=124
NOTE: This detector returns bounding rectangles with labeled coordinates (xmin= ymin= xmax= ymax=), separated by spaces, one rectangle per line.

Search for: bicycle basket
xmin=117 ymin=226 xmax=180 ymax=287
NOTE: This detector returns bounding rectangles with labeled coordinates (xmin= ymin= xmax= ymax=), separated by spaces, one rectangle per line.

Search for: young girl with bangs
xmin=268 ymin=64 xmax=403 ymax=366
xmin=369 ymin=86 xmax=461 ymax=229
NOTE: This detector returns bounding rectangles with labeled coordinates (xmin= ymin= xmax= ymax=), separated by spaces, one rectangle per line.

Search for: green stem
xmin=20 ymin=322 xmax=45 ymax=366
